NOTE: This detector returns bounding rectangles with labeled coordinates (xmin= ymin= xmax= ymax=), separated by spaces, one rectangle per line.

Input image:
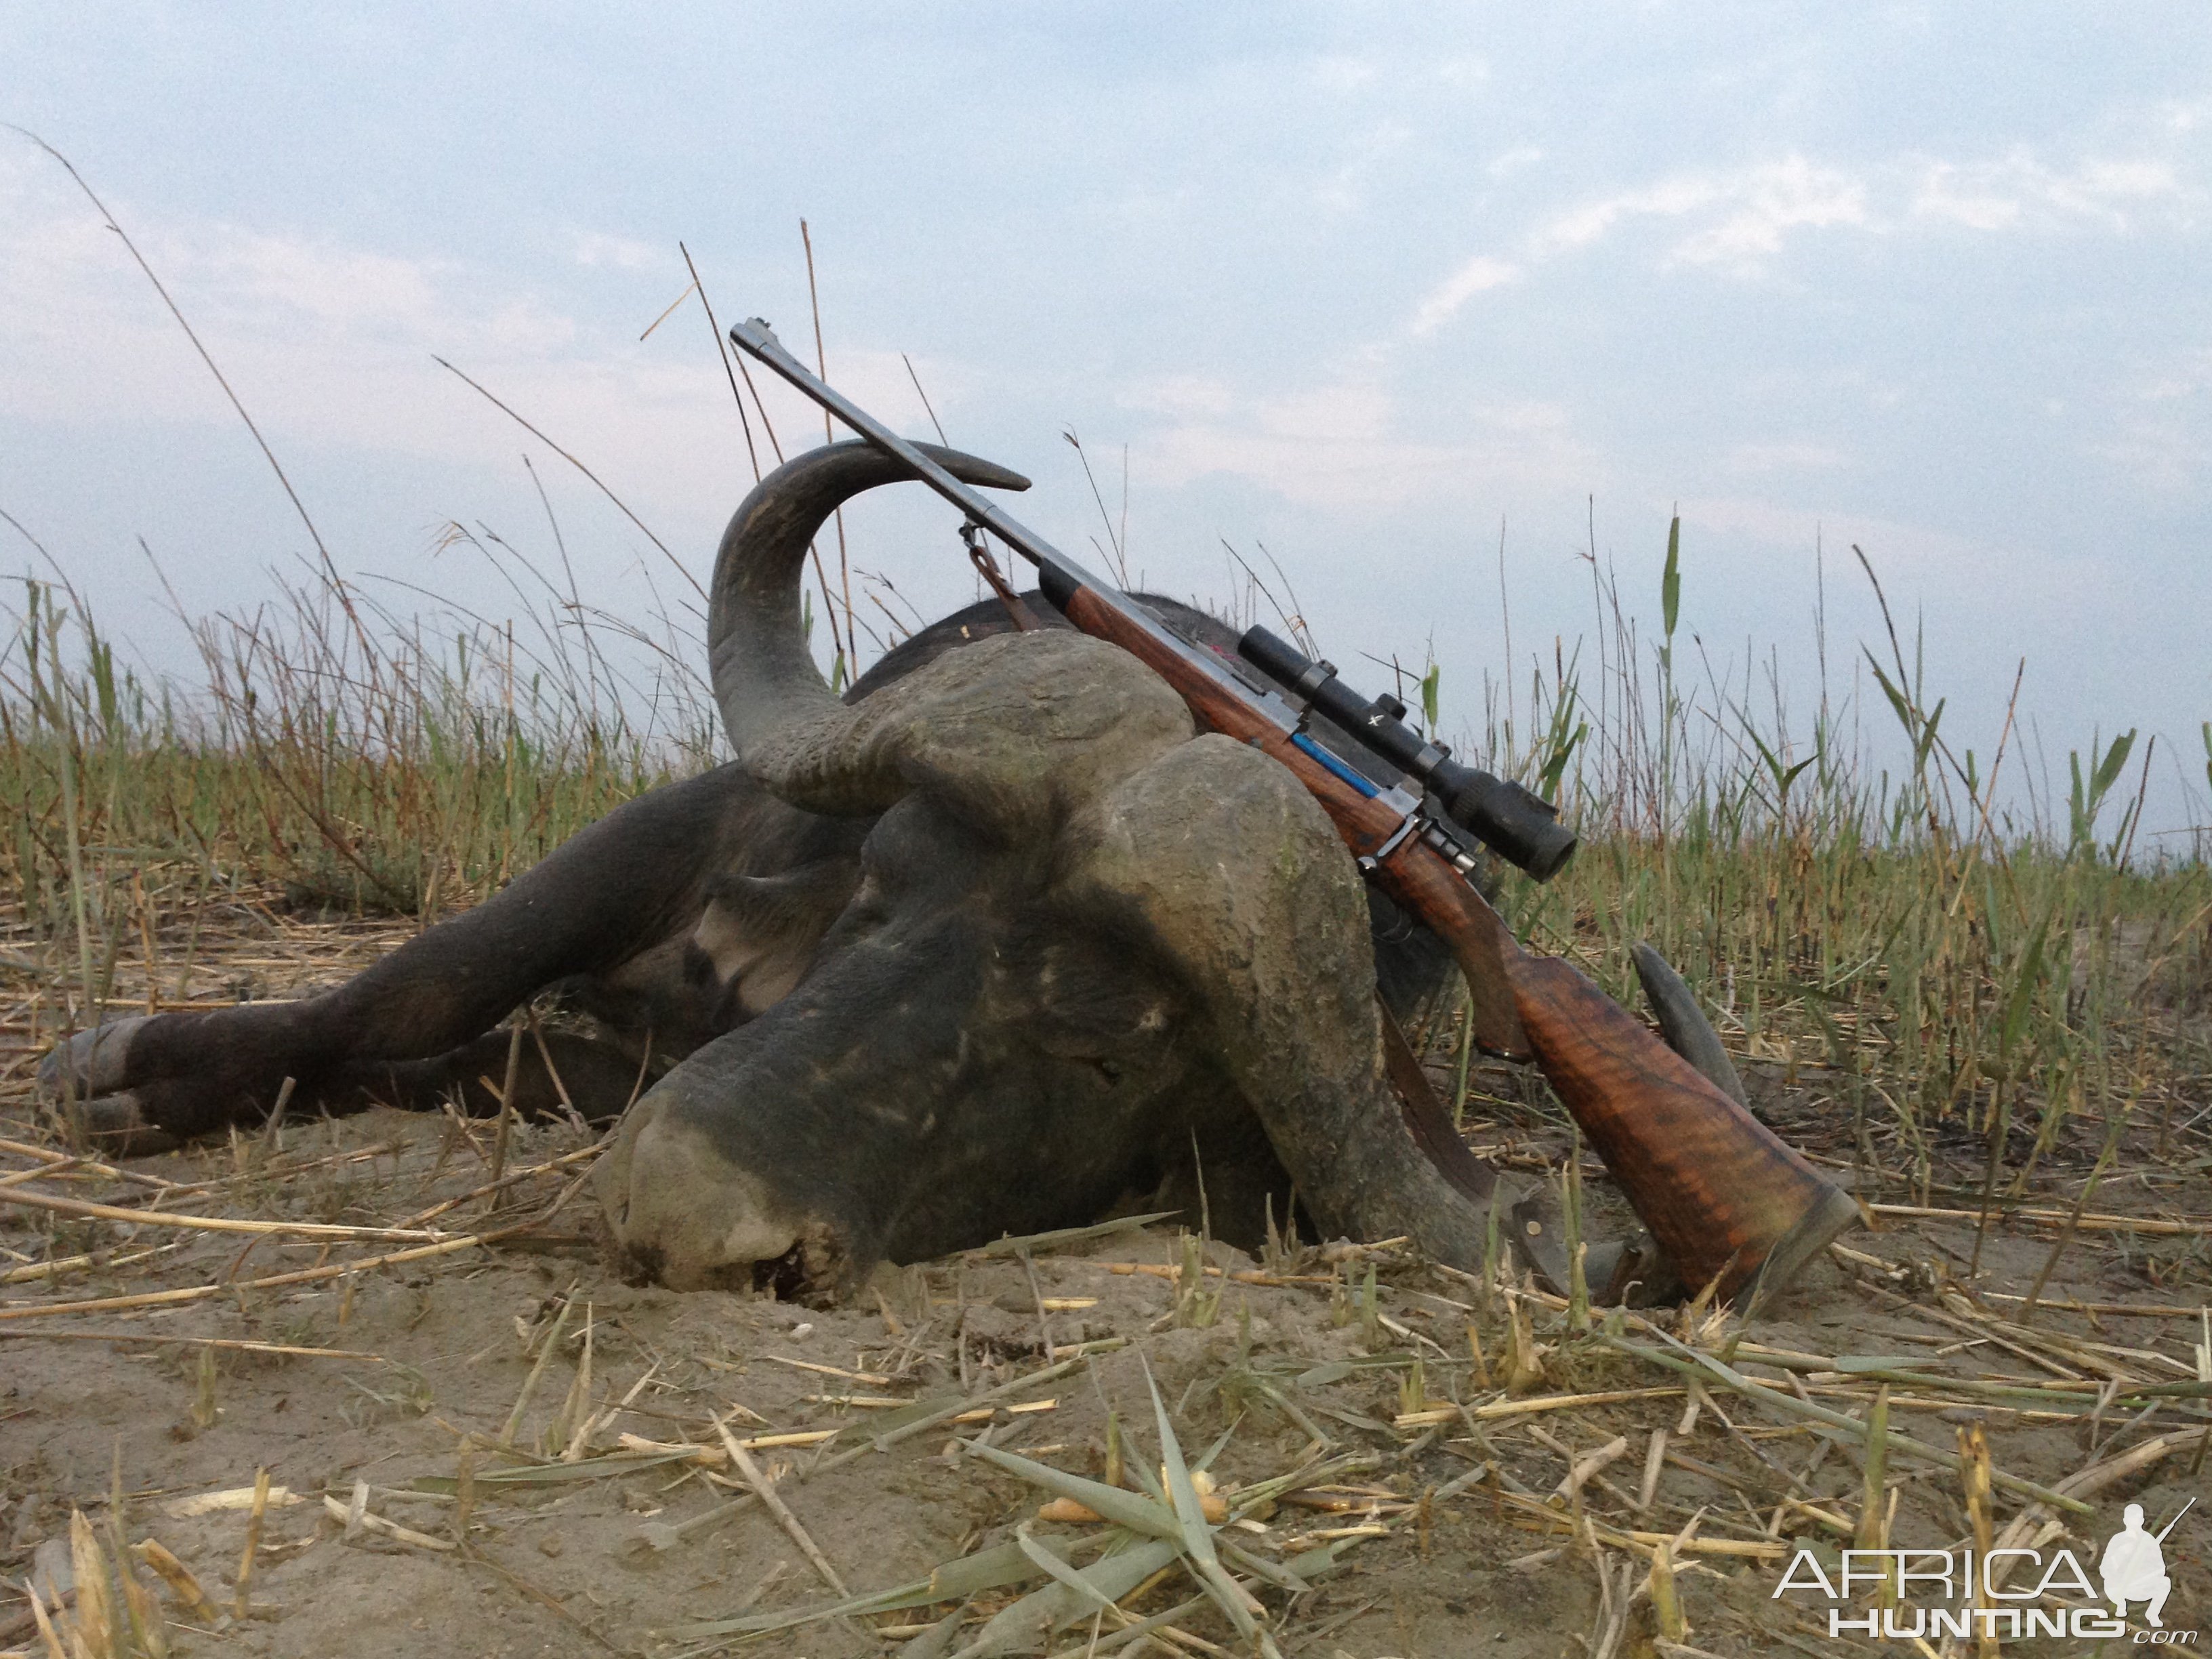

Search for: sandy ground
xmin=0 ymin=910 xmax=2205 ymax=1658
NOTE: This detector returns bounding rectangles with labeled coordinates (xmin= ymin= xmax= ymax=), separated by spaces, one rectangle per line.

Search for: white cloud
xmin=1912 ymin=151 xmax=2188 ymax=233
xmin=1134 ymin=378 xmax=1593 ymax=511
xmin=2137 ymin=346 xmax=2212 ymax=404
xmin=0 ymin=163 xmax=733 ymax=512
xmin=1408 ymin=254 xmax=1521 ymax=335
xmin=1665 ymin=157 xmax=1869 ymax=270
xmin=216 ymin=230 xmax=451 ymax=329
xmin=1679 ymin=494 xmax=2075 ymax=591
xmin=2091 ymin=418 xmax=2207 ymax=493
xmin=1411 ymin=131 xmax=2203 ymax=339
xmin=2090 ymin=348 xmax=2212 ymax=495
xmin=1252 ymin=382 xmax=1393 ymax=443
xmin=1725 ymin=441 xmax=1852 ymax=474
xmin=1410 ymin=155 xmax=1867 ymax=335
xmin=1525 ymin=173 xmax=1714 ymax=258
xmin=1432 ymin=56 xmax=1490 ymax=89
xmin=1118 ymin=374 xmax=1237 ymax=419
xmin=1310 ymin=54 xmax=1380 ymax=94
xmin=1519 ymin=157 xmax=1868 ymax=272
xmin=571 ymin=230 xmax=666 ymax=271
xmin=1312 ymin=119 xmax=1418 ymax=213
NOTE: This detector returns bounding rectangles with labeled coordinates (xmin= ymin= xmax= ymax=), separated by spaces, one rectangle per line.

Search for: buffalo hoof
xmin=42 ymin=1091 xmax=179 ymax=1158
xmin=35 ymin=1016 xmax=153 ymax=1102
xmin=35 ymin=1020 xmax=180 ymax=1155
xmin=594 ymin=1092 xmax=853 ymax=1302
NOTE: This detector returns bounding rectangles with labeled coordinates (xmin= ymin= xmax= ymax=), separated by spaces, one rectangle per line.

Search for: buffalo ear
xmin=1065 ymin=734 xmax=1492 ymax=1271
xmin=692 ymin=857 xmax=861 ymax=1017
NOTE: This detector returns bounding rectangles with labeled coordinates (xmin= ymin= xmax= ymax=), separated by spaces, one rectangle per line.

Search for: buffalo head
xmin=596 ymin=442 xmax=1494 ymax=1297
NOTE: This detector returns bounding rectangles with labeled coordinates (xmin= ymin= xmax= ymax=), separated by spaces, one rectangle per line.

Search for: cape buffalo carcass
xmin=40 ymin=443 xmax=1592 ymax=1300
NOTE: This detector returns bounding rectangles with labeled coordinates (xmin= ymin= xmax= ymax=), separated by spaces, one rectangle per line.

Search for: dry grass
xmin=0 ymin=1029 xmax=2206 ymax=1656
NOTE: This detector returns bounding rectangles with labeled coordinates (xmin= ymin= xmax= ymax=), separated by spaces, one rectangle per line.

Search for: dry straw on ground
xmin=0 ymin=886 xmax=2205 ymax=1656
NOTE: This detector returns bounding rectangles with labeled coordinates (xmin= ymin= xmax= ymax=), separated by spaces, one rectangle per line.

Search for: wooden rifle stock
xmin=1060 ymin=586 xmax=1858 ymax=1303
xmin=1508 ymin=954 xmax=1860 ymax=1303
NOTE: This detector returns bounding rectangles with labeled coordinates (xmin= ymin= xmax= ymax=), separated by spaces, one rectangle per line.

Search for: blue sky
xmin=4 ymin=5 xmax=2208 ymax=836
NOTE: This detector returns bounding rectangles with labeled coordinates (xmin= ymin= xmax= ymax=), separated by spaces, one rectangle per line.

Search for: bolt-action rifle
xmin=731 ymin=318 xmax=1857 ymax=1304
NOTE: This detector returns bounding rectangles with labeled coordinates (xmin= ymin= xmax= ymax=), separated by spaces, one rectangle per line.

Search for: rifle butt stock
xmin=1510 ymin=953 xmax=1860 ymax=1306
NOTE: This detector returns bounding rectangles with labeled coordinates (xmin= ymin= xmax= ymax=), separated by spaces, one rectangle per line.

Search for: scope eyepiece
xmin=1237 ymin=624 xmax=1577 ymax=881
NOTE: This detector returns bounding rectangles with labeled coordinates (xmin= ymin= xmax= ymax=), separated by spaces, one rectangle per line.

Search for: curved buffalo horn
xmin=709 ymin=438 xmax=1030 ymax=799
xmin=1629 ymin=941 xmax=1750 ymax=1109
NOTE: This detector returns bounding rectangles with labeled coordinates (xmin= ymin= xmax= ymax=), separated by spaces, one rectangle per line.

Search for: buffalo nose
xmin=594 ymin=1086 xmax=815 ymax=1292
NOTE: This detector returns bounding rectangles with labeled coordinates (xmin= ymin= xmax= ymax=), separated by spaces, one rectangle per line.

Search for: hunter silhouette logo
xmin=2104 ymin=1498 xmax=2190 ymax=1630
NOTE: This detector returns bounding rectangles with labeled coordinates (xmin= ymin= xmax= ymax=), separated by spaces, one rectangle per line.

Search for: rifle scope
xmin=1237 ymin=626 xmax=1578 ymax=882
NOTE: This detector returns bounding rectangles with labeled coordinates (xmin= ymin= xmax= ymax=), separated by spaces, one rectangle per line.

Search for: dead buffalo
xmin=40 ymin=442 xmax=1578 ymax=1299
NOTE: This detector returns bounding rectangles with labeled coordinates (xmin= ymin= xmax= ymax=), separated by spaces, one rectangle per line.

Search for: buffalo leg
xmin=39 ymin=764 xmax=776 ymax=1142
xmin=319 ymin=1027 xmax=655 ymax=1124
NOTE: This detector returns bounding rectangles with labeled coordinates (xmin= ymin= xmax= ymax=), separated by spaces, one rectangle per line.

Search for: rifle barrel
xmin=2155 ymin=1495 xmax=2195 ymax=1544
